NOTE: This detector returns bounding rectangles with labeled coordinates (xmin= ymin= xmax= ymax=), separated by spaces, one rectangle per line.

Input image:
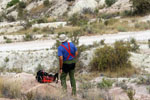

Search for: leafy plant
xmin=4 ymin=57 xmax=9 ymax=63
xmin=5 ymin=38 xmax=12 ymax=43
xmin=97 ymin=78 xmax=114 ymax=89
xmin=23 ymin=34 xmax=34 ymax=41
xmin=79 ymin=82 xmax=94 ymax=90
xmin=127 ymin=88 xmax=135 ymax=100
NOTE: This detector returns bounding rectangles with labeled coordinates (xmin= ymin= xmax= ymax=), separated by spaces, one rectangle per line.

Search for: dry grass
xmin=101 ymin=67 xmax=140 ymax=78
xmin=30 ymin=4 xmax=45 ymax=14
xmin=0 ymin=77 xmax=21 ymax=99
xmin=76 ymin=72 xmax=99 ymax=82
xmin=55 ymin=26 xmax=80 ymax=33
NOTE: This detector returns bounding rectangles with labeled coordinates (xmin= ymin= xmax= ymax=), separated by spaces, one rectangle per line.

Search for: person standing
xmin=58 ymin=34 xmax=78 ymax=96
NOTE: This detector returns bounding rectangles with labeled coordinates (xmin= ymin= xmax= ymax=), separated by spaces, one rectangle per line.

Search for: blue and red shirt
xmin=58 ymin=42 xmax=77 ymax=61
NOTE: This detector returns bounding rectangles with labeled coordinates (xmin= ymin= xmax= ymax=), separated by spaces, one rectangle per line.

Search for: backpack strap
xmin=61 ymin=42 xmax=75 ymax=60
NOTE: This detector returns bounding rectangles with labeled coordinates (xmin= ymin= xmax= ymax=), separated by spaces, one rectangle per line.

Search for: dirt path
xmin=0 ymin=30 xmax=150 ymax=51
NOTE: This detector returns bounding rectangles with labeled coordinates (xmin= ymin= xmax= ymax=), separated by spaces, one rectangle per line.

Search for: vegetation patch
xmin=105 ymin=0 xmax=117 ymax=7
xmin=130 ymin=0 xmax=150 ymax=15
xmin=90 ymin=40 xmax=139 ymax=77
xmin=0 ymin=77 xmax=21 ymax=98
xmin=97 ymin=78 xmax=114 ymax=90
xmin=7 ymin=0 xmax=19 ymax=8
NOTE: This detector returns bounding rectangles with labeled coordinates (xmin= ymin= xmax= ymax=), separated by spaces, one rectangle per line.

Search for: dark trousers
xmin=60 ymin=63 xmax=76 ymax=95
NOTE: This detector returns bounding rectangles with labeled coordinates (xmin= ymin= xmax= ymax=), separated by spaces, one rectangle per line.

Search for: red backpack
xmin=36 ymin=70 xmax=58 ymax=83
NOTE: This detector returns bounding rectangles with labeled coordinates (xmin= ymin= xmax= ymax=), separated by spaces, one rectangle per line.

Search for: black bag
xmin=36 ymin=70 xmax=58 ymax=83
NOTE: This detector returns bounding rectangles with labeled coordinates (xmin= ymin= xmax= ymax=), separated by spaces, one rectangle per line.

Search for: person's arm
xmin=75 ymin=51 xmax=78 ymax=58
xmin=59 ymin=56 xmax=63 ymax=73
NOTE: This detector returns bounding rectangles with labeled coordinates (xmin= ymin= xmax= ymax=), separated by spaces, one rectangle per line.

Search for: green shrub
xmin=18 ymin=1 xmax=26 ymax=9
xmin=23 ymin=34 xmax=34 ymax=41
xmin=5 ymin=38 xmax=12 ymax=43
xmin=6 ymin=15 xmax=15 ymax=22
xmin=4 ymin=57 xmax=9 ymax=63
xmin=127 ymin=38 xmax=139 ymax=52
xmin=37 ymin=18 xmax=48 ymax=24
xmin=79 ymin=82 xmax=94 ymax=90
xmin=68 ymin=13 xmax=88 ymax=26
xmin=33 ymin=28 xmax=40 ymax=32
xmin=100 ymin=39 xmax=105 ymax=45
xmin=105 ymin=0 xmax=117 ymax=7
xmin=7 ymin=0 xmax=19 ymax=8
xmin=130 ymin=0 xmax=150 ymax=15
xmin=117 ymin=26 xmax=127 ymax=32
xmin=82 ymin=8 xmax=93 ymax=14
xmin=7 ymin=67 xmax=23 ymax=73
xmin=99 ymin=12 xmax=119 ymax=19
xmin=43 ymin=0 xmax=50 ymax=7
xmin=97 ymin=78 xmax=114 ymax=89
xmin=126 ymin=88 xmax=135 ymax=100
xmin=90 ymin=41 xmax=131 ymax=72
xmin=120 ymin=10 xmax=134 ymax=17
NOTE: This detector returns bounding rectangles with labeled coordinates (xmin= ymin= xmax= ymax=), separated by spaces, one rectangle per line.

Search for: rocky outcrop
xmin=99 ymin=0 xmax=131 ymax=13
xmin=68 ymin=0 xmax=98 ymax=15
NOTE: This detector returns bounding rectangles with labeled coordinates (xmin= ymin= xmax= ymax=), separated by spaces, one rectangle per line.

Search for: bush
xmin=130 ymin=0 xmax=150 ymax=15
xmin=7 ymin=0 xmax=19 ymax=8
xmin=23 ymin=34 xmax=34 ymax=41
xmin=43 ymin=0 xmax=50 ymax=7
xmin=18 ymin=1 xmax=26 ymax=9
xmin=126 ymin=88 xmax=135 ymax=100
xmin=4 ymin=57 xmax=9 ymax=63
xmin=79 ymin=82 xmax=94 ymax=90
xmin=82 ymin=8 xmax=94 ymax=14
xmin=117 ymin=26 xmax=127 ymax=32
xmin=37 ymin=18 xmax=48 ymax=24
xmin=68 ymin=13 xmax=89 ymax=26
xmin=105 ymin=0 xmax=117 ymax=7
xmin=90 ymin=41 xmax=131 ymax=72
xmin=127 ymin=38 xmax=139 ymax=52
xmin=5 ymin=38 xmax=12 ymax=43
xmin=97 ymin=78 xmax=114 ymax=89
xmin=6 ymin=15 xmax=15 ymax=22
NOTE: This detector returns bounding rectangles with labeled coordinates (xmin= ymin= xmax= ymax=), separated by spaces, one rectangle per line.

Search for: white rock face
xmin=32 ymin=22 xmax=67 ymax=29
xmin=0 ymin=0 xmax=11 ymax=12
xmin=97 ymin=0 xmax=106 ymax=6
xmin=99 ymin=0 xmax=131 ymax=13
xmin=68 ymin=0 xmax=98 ymax=15
xmin=0 ymin=22 xmax=24 ymax=34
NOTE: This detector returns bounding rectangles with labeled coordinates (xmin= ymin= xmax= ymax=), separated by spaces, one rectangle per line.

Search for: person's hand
xmin=59 ymin=69 xmax=62 ymax=74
